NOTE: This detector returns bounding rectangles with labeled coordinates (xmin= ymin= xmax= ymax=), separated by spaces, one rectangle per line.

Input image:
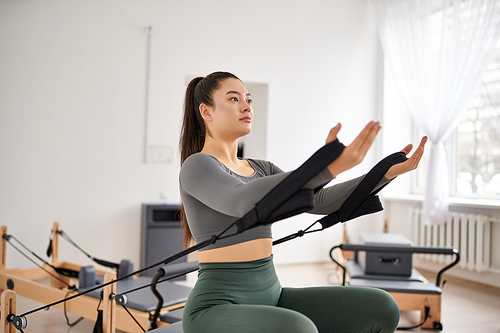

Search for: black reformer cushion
xmin=347 ymin=278 xmax=442 ymax=295
xmin=151 ymin=321 xmax=184 ymax=333
xmin=79 ymin=277 xmax=193 ymax=312
xmin=160 ymin=308 xmax=184 ymax=323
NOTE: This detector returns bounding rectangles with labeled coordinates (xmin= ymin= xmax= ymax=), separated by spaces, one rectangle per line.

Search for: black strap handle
xmin=319 ymin=152 xmax=407 ymax=230
xmin=236 ymin=139 xmax=345 ymax=233
xmin=272 ymin=152 xmax=408 ymax=246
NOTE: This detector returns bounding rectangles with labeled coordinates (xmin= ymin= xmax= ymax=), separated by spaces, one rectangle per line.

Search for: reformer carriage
xmin=329 ymin=233 xmax=460 ymax=330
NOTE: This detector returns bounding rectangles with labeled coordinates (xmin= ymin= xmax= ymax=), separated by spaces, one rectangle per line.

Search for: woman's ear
xmin=199 ymin=103 xmax=213 ymax=121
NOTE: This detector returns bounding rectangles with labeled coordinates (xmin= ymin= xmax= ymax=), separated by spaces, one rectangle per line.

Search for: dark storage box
xmin=358 ymin=233 xmax=413 ymax=276
xmin=140 ymin=204 xmax=186 ymax=278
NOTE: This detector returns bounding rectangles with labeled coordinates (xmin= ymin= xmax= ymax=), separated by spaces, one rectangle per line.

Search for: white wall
xmin=0 ymin=0 xmax=382 ymax=269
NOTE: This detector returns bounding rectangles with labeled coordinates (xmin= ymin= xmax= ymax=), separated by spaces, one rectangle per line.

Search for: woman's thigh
xmin=277 ymin=286 xmax=400 ymax=333
xmin=182 ymin=304 xmax=319 ymax=333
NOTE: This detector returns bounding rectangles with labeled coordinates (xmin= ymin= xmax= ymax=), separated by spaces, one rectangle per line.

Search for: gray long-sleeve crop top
xmin=179 ymin=152 xmax=389 ymax=251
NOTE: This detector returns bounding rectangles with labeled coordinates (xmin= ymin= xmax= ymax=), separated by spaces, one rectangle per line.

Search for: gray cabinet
xmin=140 ymin=204 xmax=186 ymax=278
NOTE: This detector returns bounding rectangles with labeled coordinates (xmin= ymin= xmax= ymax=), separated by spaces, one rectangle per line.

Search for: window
xmin=415 ymin=40 xmax=500 ymax=198
xmin=454 ymin=40 xmax=500 ymax=197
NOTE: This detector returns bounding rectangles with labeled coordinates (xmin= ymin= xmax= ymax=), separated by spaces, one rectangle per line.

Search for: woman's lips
xmin=240 ymin=116 xmax=252 ymax=122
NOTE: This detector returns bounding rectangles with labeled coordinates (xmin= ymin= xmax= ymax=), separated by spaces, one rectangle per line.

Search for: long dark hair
xmin=179 ymin=71 xmax=240 ymax=247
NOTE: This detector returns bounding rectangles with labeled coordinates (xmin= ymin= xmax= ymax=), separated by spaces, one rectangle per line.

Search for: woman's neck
xmin=202 ymin=135 xmax=255 ymax=176
xmin=201 ymin=136 xmax=239 ymax=165
xmin=201 ymin=136 xmax=255 ymax=176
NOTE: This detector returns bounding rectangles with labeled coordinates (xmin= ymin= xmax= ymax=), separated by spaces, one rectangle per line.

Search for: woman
xmin=179 ymin=71 xmax=427 ymax=333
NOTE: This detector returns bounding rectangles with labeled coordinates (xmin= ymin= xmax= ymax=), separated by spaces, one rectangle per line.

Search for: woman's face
xmin=203 ymin=78 xmax=253 ymax=140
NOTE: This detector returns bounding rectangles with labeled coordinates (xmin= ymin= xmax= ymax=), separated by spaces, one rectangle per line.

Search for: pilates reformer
xmin=0 ymin=223 xmax=198 ymax=333
xmin=329 ymin=235 xmax=460 ymax=330
xmin=0 ymin=224 xmax=117 ymax=333
xmin=1 ymin=139 xmax=410 ymax=333
xmin=52 ymin=222 xmax=198 ymax=330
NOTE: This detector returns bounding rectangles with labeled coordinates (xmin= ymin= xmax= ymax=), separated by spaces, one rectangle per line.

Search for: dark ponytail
xmin=179 ymin=71 xmax=240 ymax=247
xmin=180 ymin=77 xmax=206 ymax=164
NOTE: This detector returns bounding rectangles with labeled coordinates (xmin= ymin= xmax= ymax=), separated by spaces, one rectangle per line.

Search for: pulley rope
xmin=13 ymin=142 xmax=405 ymax=327
xmin=121 ymin=305 xmax=146 ymax=333
xmin=54 ymin=230 xmax=120 ymax=270
xmin=63 ymin=291 xmax=84 ymax=327
xmin=17 ymin=221 xmax=236 ymax=318
xmin=3 ymin=234 xmax=74 ymax=289
xmin=12 ymin=214 xmax=322 ymax=321
xmin=109 ymin=267 xmax=199 ymax=301
xmin=16 ymin=139 xmax=345 ymax=318
xmin=272 ymin=220 xmax=323 ymax=246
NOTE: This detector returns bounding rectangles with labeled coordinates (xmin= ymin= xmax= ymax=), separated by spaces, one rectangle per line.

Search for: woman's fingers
xmin=418 ymin=136 xmax=428 ymax=149
xmin=345 ymin=121 xmax=381 ymax=164
xmin=358 ymin=122 xmax=381 ymax=155
xmin=351 ymin=121 xmax=377 ymax=144
xmin=401 ymin=144 xmax=413 ymax=155
xmin=410 ymin=138 xmax=426 ymax=168
xmin=385 ymin=136 xmax=428 ymax=179
xmin=326 ymin=121 xmax=381 ymax=177
xmin=326 ymin=123 xmax=342 ymax=144
xmin=328 ymin=125 xmax=427 ymax=180
xmin=406 ymin=137 xmax=427 ymax=167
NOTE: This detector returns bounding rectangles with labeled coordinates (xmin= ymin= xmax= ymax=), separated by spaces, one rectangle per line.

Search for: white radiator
xmin=410 ymin=207 xmax=493 ymax=272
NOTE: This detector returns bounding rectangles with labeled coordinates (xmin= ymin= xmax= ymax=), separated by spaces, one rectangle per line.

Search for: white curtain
xmin=373 ymin=0 xmax=500 ymax=224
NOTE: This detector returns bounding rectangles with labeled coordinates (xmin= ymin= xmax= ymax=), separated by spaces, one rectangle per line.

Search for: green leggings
xmin=182 ymin=256 xmax=400 ymax=333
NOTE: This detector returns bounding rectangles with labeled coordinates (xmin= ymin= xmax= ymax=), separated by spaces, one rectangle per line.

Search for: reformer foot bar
xmin=1 ymin=139 xmax=408 ymax=333
xmin=330 ymin=243 xmax=460 ymax=330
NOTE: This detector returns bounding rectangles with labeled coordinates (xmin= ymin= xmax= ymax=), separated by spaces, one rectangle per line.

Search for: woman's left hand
xmin=384 ymin=136 xmax=428 ymax=180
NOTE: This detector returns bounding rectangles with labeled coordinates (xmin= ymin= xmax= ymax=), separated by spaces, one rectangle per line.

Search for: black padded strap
xmin=318 ymin=195 xmax=384 ymax=229
xmin=93 ymin=258 xmax=120 ymax=270
xmin=57 ymin=230 xmax=120 ymax=270
xmin=318 ymin=152 xmax=407 ymax=229
xmin=273 ymin=152 xmax=407 ymax=247
xmin=262 ymin=189 xmax=315 ymax=225
xmin=236 ymin=139 xmax=345 ymax=233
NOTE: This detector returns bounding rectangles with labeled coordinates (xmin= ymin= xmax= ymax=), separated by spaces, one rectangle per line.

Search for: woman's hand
xmin=384 ymin=136 xmax=428 ymax=180
xmin=326 ymin=121 xmax=381 ymax=177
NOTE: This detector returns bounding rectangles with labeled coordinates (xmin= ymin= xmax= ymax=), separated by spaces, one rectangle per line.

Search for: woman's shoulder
xmin=182 ymin=153 xmax=223 ymax=170
xmin=246 ymin=158 xmax=284 ymax=175
xmin=180 ymin=153 xmax=228 ymax=187
xmin=182 ymin=154 xmax=283 ymax=177
xmin=184 ymin=152 xmax=215 ymax=163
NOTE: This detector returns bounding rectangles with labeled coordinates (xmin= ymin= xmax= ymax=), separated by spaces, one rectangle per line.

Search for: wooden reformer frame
xmin=0 ymin=222 xmax=185 ymax=333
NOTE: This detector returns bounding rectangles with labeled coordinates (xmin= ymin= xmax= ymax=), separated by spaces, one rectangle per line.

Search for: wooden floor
xmin=11 ymin=262 xmax=500 ymax=332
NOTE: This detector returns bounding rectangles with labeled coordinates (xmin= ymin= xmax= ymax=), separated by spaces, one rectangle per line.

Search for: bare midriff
xmin=197 ymin=238 xmax=273 ymax=263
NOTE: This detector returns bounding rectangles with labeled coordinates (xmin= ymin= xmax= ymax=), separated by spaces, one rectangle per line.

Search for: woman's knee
xmin=183 ymin=305 xmax=319 ymax=333
xmin=365 ymin=288 xmax=400 ymax=332
xmin=264 ymin=308 xmax=319 ymax=333
xmin=278 ymin=286 xmax=399 ymax=333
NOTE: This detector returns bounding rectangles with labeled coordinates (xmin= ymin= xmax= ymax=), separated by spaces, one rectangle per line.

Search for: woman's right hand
xmin=326 ymin=121 xmax=381 ymax=177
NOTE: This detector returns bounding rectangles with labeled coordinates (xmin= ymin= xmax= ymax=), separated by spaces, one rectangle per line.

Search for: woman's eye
xmin=247 ymin=99 xmax=252 ymax=105
xmin=230 ymin=97 xmax=238 ymax=102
